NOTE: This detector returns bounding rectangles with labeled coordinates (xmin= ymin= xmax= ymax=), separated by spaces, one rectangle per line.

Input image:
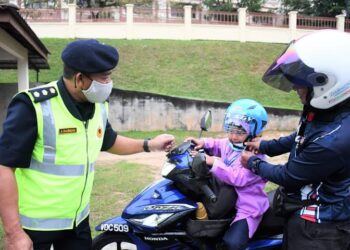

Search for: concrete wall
xmin=108 ymin=88 xmax=300 ymax=132
xmin=0 ymin=84 xmax=300 ymax=134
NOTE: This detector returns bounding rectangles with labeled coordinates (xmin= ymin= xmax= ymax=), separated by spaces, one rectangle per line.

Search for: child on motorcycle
xmin=187 ymin=99 xmax=269 ymax=250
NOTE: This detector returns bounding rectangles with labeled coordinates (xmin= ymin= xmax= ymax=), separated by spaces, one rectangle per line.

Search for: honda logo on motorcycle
xmin=144 ymin=236 xmax=168 ymax=241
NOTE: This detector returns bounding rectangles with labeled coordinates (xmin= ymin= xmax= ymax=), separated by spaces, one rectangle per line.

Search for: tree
xmin=237 ymin=0 xmax=265 ymax=12
xmin=281 ymin=0 xmax=346 ymax=17
xmin=203 ymin=0 xmax=265 ymax=12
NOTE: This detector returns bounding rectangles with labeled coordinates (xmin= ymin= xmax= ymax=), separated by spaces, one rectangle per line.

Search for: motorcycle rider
xmin=188 ymin=99 xmax=269 ymax=250
xmin=241 ymin=29 xmax=350 ymax=249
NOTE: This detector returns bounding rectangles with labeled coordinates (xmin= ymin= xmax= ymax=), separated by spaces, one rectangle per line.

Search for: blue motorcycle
xmin=92 ymin=112 xmax=284 ymax=250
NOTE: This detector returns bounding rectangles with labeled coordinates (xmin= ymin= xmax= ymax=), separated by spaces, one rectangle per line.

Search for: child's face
xmin=227 ymin=130 xmax=248 ymax=143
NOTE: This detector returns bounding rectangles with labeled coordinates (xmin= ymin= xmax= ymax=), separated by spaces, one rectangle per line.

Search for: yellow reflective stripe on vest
xmin=20 ymin=204 xmax=90 ymax=230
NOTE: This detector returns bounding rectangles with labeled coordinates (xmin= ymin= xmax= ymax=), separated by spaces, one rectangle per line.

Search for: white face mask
xmin=229 ymin=142 xmax=245 ymax=152
xmin=82 ymin=80 xmax=113 ymax=103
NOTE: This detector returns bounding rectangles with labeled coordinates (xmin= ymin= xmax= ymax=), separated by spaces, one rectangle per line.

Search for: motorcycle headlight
xmin=161 ymin=161 xmax=176 ymax=177
xmin=128 ymin=213 xmax=173 ymax=228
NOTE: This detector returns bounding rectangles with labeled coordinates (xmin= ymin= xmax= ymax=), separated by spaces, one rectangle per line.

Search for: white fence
xmin=20 ymin=5 xmax=348 ymax=43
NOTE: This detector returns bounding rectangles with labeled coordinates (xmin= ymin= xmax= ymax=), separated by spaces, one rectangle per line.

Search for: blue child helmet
xmin=223 ymin=99 xmax=268 ymax=138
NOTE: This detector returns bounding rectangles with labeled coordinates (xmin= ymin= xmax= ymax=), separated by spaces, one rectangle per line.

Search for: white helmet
xmin=262 ymin=29 xmax=350 ymax=109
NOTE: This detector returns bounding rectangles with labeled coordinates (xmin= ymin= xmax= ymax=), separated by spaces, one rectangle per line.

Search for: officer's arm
xmin=107 ymin=134 xmax=175 ymax=155
xmin=0 ymin=165 xmax=32 ymax=249
xmin=107 ymin=135 xmax=145 ymax=155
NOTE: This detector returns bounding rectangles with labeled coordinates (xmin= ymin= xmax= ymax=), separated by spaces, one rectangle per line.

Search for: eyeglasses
xmin=227 ymin=129 xmax=247 ymax=136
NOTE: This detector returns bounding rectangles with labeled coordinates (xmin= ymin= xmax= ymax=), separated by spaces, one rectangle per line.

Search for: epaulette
xmin=28 ymin=86 xmax=58 ymax=103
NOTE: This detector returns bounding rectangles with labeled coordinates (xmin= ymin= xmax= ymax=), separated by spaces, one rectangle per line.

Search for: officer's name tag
xmin=59 ymin=128 xmax=77 ymax=134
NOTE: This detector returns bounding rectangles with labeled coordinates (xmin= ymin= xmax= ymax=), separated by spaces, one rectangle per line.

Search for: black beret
xmin=61 ymin=39 xmax=119 ymax=74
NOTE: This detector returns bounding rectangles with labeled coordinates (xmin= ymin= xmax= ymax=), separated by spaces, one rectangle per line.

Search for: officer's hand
xmin=149 ymin=134 xmax=175 ymax=152
xmin=245 ymin=137 xmax=262 ymax=154
xmin=5 ymin=229 xmax=33 ymax=250
xmin=241 ymin=150 xmax=255 ymax=167
xmin=184 ymin=137 xmax=205 ymax=150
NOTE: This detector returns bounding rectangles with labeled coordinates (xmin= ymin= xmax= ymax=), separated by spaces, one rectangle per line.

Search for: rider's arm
xmin=259 ymin=132 xmax=297 ymax=157
xmin=247 ymin=142 xmax=343 ymax=190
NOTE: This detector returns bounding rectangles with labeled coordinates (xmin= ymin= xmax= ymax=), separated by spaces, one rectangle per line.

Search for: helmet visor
xmin=224 ymin=114 xmax=252 ymax=135
xmin=262 ymin=41 xmax=326 ymax=92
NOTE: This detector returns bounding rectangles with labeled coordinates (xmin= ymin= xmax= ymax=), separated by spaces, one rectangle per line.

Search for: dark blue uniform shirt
xmin=248 ymin=111 xmax=350 ymax=223
xmin=0 ymin=78 xmax=117 ymax=168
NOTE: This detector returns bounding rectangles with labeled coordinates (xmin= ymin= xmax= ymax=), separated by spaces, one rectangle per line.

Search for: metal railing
xmin=76 ymin=7 xmax=126 ymax=22
xmin=192 ymin=10 xmax=238 ymax=25
xmin=345 ymin=19 xmax=350 ymax=32
xmin=247 ymin=12 xmax=288 ymax=27
xmin=297 ymin=15 xmax=336 ymax=30
xmin=133 ymin=7 xmax=184 ymax=23
xmin=19 ymin=9 xmax=68 ymax=22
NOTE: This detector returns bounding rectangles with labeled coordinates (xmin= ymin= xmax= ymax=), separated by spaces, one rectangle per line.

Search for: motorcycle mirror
xmin=200 ymin=110 xmax=212 ymax=132
xmin=192 ymin=153 xmax=210 ymax=178
xmin=199 ymin=110 xmax=212 ymax=138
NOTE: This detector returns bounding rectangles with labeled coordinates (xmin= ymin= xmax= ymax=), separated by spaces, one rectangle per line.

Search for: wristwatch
xmin=143 ymin=138 xmax=151 ymax=152
xmin=250 ymin=158 xmax=261 ymax=174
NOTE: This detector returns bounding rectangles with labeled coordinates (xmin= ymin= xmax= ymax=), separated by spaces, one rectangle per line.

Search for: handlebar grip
xmin=200 ymin=184 xmax=217 ymax=203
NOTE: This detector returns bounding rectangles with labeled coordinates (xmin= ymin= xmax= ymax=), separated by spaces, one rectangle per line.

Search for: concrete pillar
xmin=238 ymin=8 xmax=247 ymax=42
xmin=0 ymin=28 xmax=29 ymax=90
xmin=336 ymin=14 xmax=346 ymax=32
xmin=184 ymin=5 xmax=192 ymax=40
xmin=126 ymin=4 xmax=134 ymax=39
xmin=68 ymin=3 xmax=76 ymax=38
xmin=288 ymin=11 xmax=298 ymax=40
xmin=17 ymin=55 xmax=29 ymax=91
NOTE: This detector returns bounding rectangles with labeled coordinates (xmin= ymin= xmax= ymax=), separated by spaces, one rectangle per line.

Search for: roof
xmin=0 ymin=4 xmax=49 ymax=71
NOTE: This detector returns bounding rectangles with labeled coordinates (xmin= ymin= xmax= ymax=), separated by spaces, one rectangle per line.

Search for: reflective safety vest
xmin=16 ymin=81 xmax=108 ymax=231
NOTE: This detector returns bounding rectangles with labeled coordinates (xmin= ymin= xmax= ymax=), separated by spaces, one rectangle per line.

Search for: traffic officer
xmin=241 ymin=30 xmax=350 ymax=249
xmin=0 ymin=39 xmax=174 ymax=250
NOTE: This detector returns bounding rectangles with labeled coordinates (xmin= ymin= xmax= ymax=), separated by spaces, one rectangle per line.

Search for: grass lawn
xmin=0 ymin=39 xmax=301 ymax=110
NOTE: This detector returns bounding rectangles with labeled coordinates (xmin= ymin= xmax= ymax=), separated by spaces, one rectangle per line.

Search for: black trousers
xmin=283 ymin=213 xmax=350 ymax=250
xmin=24 ymin=217 xmax=92 ymax=250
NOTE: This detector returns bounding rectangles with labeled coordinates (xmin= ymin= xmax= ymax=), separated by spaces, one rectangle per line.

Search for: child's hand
xmin=184 ymin=137 xmax=205 ymax=150
xmin=205 ymin=155 xmax=220 ymax=166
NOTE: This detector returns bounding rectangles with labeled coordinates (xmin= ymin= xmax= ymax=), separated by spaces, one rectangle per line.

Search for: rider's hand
xmin=184 ymin=137 xmax=205 ymax=150
xmin=149 ymin=134 xmax=175 ymax=152
xmin=245 ymin=137 xmax=262 ymax=154
xmin=5 ymin=228 xmax=33 ymax=250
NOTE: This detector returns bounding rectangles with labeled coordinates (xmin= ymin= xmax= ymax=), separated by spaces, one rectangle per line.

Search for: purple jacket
xmin=204 ymin=138 xmax=269 ymax=238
